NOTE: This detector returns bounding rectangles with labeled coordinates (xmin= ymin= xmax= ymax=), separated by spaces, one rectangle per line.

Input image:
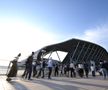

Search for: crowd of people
xmin=6 ymin=52 xmax=108 ymax=81
xmin=21 ymin=52 xmax=108 ymax=80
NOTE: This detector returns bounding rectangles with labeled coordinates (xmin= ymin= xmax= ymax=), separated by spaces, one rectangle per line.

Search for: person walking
xmin=90 ymin=64 xmax=96 ymax=77
xmin=84 ymin=62 xmax=89 ymax=78
xmin=47 ymin=57 xmax=53 ymax=79
xmin=32 ymin=60 xmax=38 ymax=77
xmin=41 ymin=60 xmax=46 ymax=78
xmin=6 ymin=53 xmax=21 ymax=81
xmin=101 ymin=61 xmax=108 ymax=79
xmin=25 ymin=52 xmax=34 ymax=80
xmin=69 ymin=62 xmax=76 ymax=77
xmin=36 ymin=60 xmax=46 ymax=78
xmin=54 ymin=64 xmax=59 ymax=77
xmin=78 ymin=63 xmax=84 ymax=78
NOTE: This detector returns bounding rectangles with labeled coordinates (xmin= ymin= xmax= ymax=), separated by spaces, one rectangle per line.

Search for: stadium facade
xmin=34 ymin=38 xmax=108 ymax=65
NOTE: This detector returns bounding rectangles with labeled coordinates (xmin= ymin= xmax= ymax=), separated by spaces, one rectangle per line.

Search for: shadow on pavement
xmin=8 ymin=81 xmax=29 ymax=90
xmin=51 ymin=78 xmax=108 ymax=89
xmin=27 ymin=79 xmax=83 ymax=90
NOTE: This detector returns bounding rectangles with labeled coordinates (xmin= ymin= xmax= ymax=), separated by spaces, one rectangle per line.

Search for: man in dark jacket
xmin=25 ymin=52 xmax=34 ymax=80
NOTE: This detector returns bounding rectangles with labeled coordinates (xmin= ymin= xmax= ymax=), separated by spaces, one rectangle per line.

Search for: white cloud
xmin=0 ymin=18 xmax=59 ymax=61
xmin=75 ymin=24 xmax=108 ymax=51
xmin=1 ymin=17 xmax=108 ymax=65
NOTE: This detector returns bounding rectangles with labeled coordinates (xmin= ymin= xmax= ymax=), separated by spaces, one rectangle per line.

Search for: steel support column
xmin=86 ymin=45 xmax=95 ymax=62
xmin=70 ymin=41 xmax=80 ymax=63
xmin=90 ymin=46 xmax=98 ymax=60
xmin=56 ymin=51 xmax=61 ymax=62
xmin=76 ymin=43 xmax=86 ymax=63
xmin=81 ymin=44 xmax=91 ymax=63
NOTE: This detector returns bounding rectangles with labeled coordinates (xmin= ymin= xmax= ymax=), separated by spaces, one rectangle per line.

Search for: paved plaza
xmin=0 ymin=75 xmax=108 ymax=90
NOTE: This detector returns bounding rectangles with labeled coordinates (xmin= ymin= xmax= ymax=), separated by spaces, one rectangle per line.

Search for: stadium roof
xmin=35 ymin=38 xmax=108 ymax=64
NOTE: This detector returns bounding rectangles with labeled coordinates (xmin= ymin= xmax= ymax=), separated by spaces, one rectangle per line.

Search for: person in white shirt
xmin=47 ymin=57 xmax=53 ymax=79
xmin=90 ymin=64 xmax=96 ymax=77
xmin=70 ymin=63 xmax=76 ymax=77
xmin=78 ymin=63 xmax=84 ymax=78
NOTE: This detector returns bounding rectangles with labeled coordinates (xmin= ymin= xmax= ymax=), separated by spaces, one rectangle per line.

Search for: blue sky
xmin=0 ymin=0 xmax=108 ymax=62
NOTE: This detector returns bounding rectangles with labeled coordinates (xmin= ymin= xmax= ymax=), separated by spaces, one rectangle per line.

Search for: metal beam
xmin=56 ymin=51 xmax=61 ymax=62
xmin=100 ymin=52 xmax=105 ymax=61
xmin=86 ymin=45 xmax=95 ymax=62
xmin=76 ymin=43 xmax=86 ymax=63
xmin=48 ymin=51 xmax=53 ymax=59
xmin=81 ymin=44 xmax=91 ymax=63
xmin=70 ymin=41 xmax=80 ymax=63
xmin=94 ymin=48 xmax=101 ymax=62
xmin=96 ymin=50 xmax=103 ymax=62
xmin=90 ymin=46 xmax=98 ymax=60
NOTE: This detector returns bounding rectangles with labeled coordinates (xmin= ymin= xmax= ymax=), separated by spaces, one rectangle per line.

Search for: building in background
xmin=34 ymin=38 xmax=108 ymax=66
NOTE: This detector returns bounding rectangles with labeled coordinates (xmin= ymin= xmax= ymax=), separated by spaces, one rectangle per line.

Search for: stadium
xmin=34 ymin=38 xmax=108 ymax=65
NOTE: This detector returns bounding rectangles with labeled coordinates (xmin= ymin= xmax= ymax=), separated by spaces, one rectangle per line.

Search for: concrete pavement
xmin=0 ymin=75 xmax=108 ymax=90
